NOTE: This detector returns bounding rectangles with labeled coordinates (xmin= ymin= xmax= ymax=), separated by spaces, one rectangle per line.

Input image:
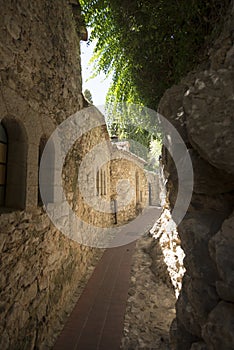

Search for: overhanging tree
xmin=80 ymin=0 xmax=230 ymax=147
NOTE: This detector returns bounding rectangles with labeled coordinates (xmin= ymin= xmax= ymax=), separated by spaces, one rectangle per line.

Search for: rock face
xmin=158 ymin=1 xmax=234 ymax=348
xmin=183 ymin=69 xmax=234 ymax=175
xmin=209 ymin=212 xmax=234 ymax=303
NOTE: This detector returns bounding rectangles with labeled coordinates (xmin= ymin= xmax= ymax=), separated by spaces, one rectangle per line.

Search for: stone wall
xmin=0 ymin=0 xmax=84 ymax=126
xmin=63 ymin=115 xmax=114 ymax=230
xmin=0 ymin=209 xmax=103 ymax=349
xmin=0 ymin=0 xmax=85 ymax=210
xmin=157 ymin=1 xmax=234 ymax=348
xmin=0 ymin=1 xmax=106 ymax=348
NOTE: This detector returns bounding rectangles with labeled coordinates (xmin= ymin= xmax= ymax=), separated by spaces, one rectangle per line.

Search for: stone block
xmin=170 ymin=318 xmax=199 ymax=350
xmin=186 ymin=277 xmax=219 ymax=326
xmin=176 ymin=285 xmax=201 ymax=338
xmin=216 ymin=280 xmax=234 ymax=303
xmin=202 ymin=301 xmax=234 ymax=350
xmin=190 ymin=341 xmax=207 ymax=350
xmin=183 ymin=69 xmax=234 ymax=174
xmin=209 ymin=210 xmax=234 ymax=284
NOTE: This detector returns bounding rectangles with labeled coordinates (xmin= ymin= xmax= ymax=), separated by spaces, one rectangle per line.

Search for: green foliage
xmin=84 ymin=88 xmax=93 ymax=103
xmin=105 ymin=103 xmax=162 ymax=151
xmin=80 ymin=0 xmax=230 ymax=147
xmin=80 ymin=0 xmax=229 ymax=104
xmin=147 ymin=138 xmax=162 ymax=170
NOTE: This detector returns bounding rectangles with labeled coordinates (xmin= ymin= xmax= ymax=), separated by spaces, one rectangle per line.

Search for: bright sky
xmin=80 ymin=37 xmax=112 ymax=107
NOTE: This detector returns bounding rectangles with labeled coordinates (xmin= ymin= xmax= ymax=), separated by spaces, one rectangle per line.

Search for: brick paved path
xmin=53 ymin=207 xmax=161 ymax=350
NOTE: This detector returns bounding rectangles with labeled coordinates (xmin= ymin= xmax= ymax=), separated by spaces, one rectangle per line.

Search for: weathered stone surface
xmin=202 ymin=301 xmax=234 ymax=350
xmin=215 ymin=280 xmax=234 ymax=303
xmin=158 ymin=1 xmax=234 ymax=348
xmin=209 ymin=210 xmax=234 ymax=282
xmin=209 ymin=210 xmax=234 ymax=302
xmin=209 ymin=1 xmax=234 ymax=70
xmin=120 ymin=235 xmax=176 ymax=350
xmin=6 ymin=302 xmax=29 ymax=332
xmin=0 ymin=330 xmax=10 ymax=350
xmin=0 ymin=0 xmax=84 ymax=126
xmin=190 ymin=341 xmax=208 ymax=350
xmin=178 ymin=216 xmax=218 ymax=282
xmin=183 ymin=69 xmax=234 ymax=174
xmin=170 ymin=318 xmax=199 ymax=350
xmin=0 ymin=209 xmax=104 ymax=349
xmin=189 ymin=149 xmax=234 ymax=195
xmin=20 ymin=281 xmax=38 ymax=307
xmin=176 ymin=285 xmax=201 ymax=338
xmin=158 ymin=83 xmax=190 ymax=144
xmin=186 ymin=277 xmax=219 ymax=327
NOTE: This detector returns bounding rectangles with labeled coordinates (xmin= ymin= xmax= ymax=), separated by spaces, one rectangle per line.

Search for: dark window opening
xmin=96 ymin=169 xmax=100 ymax=195
xmin=38 ymin=136 xmax=48 ymax=206
xmin=0 ymin=124 xmax=7 ymax=206
xmin=0 ymin=118 xmax=27 ymax=212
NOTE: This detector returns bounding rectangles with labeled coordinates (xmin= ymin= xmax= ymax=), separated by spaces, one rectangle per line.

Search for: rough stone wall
xmin=63 ymin=119 xmax=114 ymax=229
xmin=0 ymin=209 xmax=103 ymax=349
xmin=63 ymin=119 xmax=150 ymax=234
xmin=0 ymin=0 xmax=84 ymax=126
xmin=0 ymin=1 xmax=105 ymax=349
xmin=157 ymin=2 xmax=234 ymax=349
xmin=0 ymin=0 xmax=86 ymax=210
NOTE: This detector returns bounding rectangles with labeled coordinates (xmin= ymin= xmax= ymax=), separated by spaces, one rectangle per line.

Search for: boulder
xmin=183 ymin=69 xmax=234 ymax=174
xmin=202 ymin=301 xmax=234 ymax=350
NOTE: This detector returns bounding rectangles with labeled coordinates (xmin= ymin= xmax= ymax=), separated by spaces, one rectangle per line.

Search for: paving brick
xmin=54 ymin=207 xmax=161 ymax=350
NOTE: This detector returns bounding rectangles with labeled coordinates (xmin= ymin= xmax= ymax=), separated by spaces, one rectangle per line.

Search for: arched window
xmin=100 ymin=169 xmax=103 ymax=195
xmin=96 ymin=169 xmax=100 ymax=196
xmin=148 ymin=183 xmax=152 ymax=205
xmin=0 ymin=118 xmax=27 ymax=211
xmin=0 ymin=124 xmax=7 ymax=206
xmin=38 ymin=136 xmax=48 ymax=206
xmin=103 ymin=170 xmax=107 ymax=195
xmin=96 ymin=168 xmax=107 ymax=196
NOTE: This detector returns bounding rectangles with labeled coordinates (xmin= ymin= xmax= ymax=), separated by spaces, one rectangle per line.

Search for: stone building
xmin=65 ymin=133 xmax=152 ymax=233
xmin=109 ymin=141 xmax=149 ymax=225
